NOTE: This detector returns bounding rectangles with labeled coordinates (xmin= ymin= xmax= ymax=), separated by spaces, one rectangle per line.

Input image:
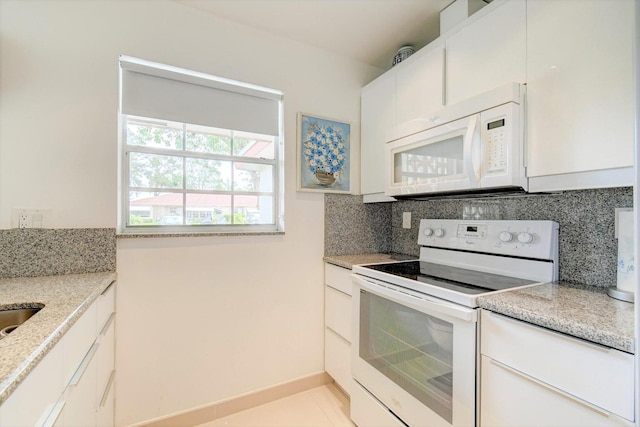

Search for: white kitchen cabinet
xmin=0 ymin=339 xmax=65 ymax=426
xmin=0 ymin=282 xmax=116 ymax=427
xmin=324 ymin=263 xmax=353 ymax=395
xmin=395 ymin=40 xmax=444 ymax=125
xmin=480 ymin=310 xmax=635 ymax=427
xmin=361 ymin=71 xmax=396 ymax=202
xmin=444 ymin=0 xmax=526 ymax=106
xmin=526 ymin=0 xmax=634 ymax=191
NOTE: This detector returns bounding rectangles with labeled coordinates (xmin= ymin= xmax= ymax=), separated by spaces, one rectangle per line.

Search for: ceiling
xmin=176 ymin=0 xmax=455 ymax=71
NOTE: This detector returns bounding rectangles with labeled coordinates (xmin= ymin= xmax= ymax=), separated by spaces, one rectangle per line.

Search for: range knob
xmin=499 ymin=231 xmax=514 ymax=242
xmin=518 ymin=232 xmax=534 ymax=243
xmin=434 ymin=228 xmax=445 ymax=238
xmin=423 ymin=227 xmax=434 ymax=237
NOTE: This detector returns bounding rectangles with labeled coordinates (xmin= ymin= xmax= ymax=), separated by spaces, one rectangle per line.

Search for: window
xmin=118 ymin=56 xmax=284 ymax=234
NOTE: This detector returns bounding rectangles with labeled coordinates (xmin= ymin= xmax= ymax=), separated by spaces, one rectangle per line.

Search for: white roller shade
xmin=120 ymin=56 xmax=282 ymax=136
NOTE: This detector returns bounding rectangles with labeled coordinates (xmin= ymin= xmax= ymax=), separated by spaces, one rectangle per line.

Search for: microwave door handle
xmin=463 ymin=115 xmax=481 ymax=185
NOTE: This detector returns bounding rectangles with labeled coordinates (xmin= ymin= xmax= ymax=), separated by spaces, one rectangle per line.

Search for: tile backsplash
xmin=325 ymin=187 xmax=633 ymax=287
xmin=0 ymin=228 xmax=116 ymax=278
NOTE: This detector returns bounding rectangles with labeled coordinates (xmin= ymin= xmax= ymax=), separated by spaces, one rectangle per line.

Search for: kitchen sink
xmin=0 ymin=306 xmax=43 ymax=339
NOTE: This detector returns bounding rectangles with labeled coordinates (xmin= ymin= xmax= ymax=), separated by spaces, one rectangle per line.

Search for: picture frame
xmin=297 ymin=112 xmax=351 ymax=193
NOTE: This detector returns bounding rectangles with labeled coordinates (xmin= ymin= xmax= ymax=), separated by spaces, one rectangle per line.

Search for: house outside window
xmin=118 ymin=56 xmax=284 ymax=235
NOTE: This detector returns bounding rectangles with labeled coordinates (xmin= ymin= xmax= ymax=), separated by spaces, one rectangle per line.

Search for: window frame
xmin=117 ymin=60 xmax=284 ymax=236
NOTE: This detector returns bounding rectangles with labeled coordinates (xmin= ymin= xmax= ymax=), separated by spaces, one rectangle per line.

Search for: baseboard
xmin=133 ymin=371 xmax=332 ymax=427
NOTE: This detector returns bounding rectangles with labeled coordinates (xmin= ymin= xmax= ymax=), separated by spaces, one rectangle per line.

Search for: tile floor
xmin=196 ymin=384 xmax=356 ymax=427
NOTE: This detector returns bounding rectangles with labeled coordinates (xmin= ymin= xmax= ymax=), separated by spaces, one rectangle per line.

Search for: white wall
xmin=0 ymin=1 xmax=380 ymax=424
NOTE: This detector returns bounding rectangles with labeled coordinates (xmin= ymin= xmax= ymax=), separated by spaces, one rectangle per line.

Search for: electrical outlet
xmin=402 ymin=212 xmax=411 ymax=229
xmin=12 ymin=208 xmax=50 ymax=229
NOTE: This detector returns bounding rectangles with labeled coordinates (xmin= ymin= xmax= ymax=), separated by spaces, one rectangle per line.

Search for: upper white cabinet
xmin=526 ymin=0 xmax=635 ymax=191
xmin=360 ymin=0 xmax=634 ymax=198
xmin=360 ymin=41 xmax=444 ymax=201
xmin=445 ymin=0 xmax=526 ymax=106
xmin=361 ymin=71 xmax=397 ymax=201
xmin=396 ymin=40 xmax=445 ymax=124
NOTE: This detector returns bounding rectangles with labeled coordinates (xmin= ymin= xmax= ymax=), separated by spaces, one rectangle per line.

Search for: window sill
xmin=117 ymin=230 xmax=285 ymax=238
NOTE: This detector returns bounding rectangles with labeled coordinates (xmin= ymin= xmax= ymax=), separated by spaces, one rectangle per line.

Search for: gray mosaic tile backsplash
xmin=325 ymin=187 xmax=633 ymax=287
xmin=0 ymin=228 xmax=116 ymax=278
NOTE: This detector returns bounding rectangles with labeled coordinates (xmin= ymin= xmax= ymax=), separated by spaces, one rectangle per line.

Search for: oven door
xmin=352 ymin=274 xmax=478 ymax=427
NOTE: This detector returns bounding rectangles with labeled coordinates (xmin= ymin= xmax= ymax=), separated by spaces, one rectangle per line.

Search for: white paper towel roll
xmin=616 ymin=210 xmax=635 ymax=294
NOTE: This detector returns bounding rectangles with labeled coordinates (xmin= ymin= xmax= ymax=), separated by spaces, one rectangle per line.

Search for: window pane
xmin=129 ymin=192 xmax=184 ymax=226
xmin=234 ymin=195 xmax=273 ymax=224
xmin=233 ymin=163 xmax=273 ymax=192
xmin=129 ymin=152 xmax=183 ymax=189
xmin=186 ymin=193 xmax=231 ymax=225
xmin=127 ymin=116 xmax=183 ymax=150
xmin=233 ymin=131 xmax=275 ymax=159
xmin=185 ymin=158 xmax=232 ymax=191
xmin=185 ymin=124 xmax=232 ymax=155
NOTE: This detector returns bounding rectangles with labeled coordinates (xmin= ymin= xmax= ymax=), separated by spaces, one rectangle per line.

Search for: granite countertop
xmin=0 ymin=272 xmax=116 ymax=404
xmin=478 ymin=282 xmax=635 ymax=354
xmin=326 ymin=253 xmax=635 ymax=354
xmin=323 ymin=253 xmax=416 ymax=269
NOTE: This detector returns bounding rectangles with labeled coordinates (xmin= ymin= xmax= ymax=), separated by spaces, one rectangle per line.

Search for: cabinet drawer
xmin=481 ymin=310 xmax=634 ymax=420
xmin=0 ymin=342 xmax=64 ymax=426
xmin=481 ymin=355 xmax=633 ymax=427
xmin=97 ymin=282 xmax=115 ymax=332
xmin=324 ymin=263 xmax=352 ymax=296
xmin=96 ymin=312 xmax=115 ymax=396
xmin=63 ymin=302 xmax=97 ymax=386
xmin=325 ymin=285 xmax=351 ymax=341
xmin=325 ymin=328 xmax=351 ymax=395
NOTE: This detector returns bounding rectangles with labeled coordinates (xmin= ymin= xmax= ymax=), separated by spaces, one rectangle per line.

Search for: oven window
xmin=360 ymin=291 xmax=454 ymax=423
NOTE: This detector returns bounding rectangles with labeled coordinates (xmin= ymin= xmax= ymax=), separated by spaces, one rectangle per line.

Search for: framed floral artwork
xmin=297 ymin=113 xmax=351 ymax=193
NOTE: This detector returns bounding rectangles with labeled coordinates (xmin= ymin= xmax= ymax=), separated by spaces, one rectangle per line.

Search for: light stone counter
xmin=326 ymin=252 xmax=635 ymax=354
xmin=323 ymin=253 xmax=416 ymax=269
xmin=478 ymin=282 xmax=635 ymax=354
xmin=0 ymin=272 xmax=116 ymax=404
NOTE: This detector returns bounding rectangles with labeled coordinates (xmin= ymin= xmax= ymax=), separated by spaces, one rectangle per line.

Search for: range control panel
xmin=418 ymin=219 xmax=559 ymax=260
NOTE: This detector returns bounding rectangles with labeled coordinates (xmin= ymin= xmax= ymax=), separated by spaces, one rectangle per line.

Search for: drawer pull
xmin=99 ymin=312 xmax=115 ymax=337
xmin=487 ymin=311 xmax=611 ymax=353
xmin=100 ymin=370 xmax=116 ymax=408
xmin=39 ymin=400 xmax=65 ymax=427
xmin=69 ymin=343 xmax=99 ymax=386
xmin=488 ymin=358 xmax=612 ymax=418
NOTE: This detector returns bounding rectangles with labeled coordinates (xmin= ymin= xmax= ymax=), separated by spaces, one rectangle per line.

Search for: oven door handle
xmin=353 ymin=275 xmax=477 ymax=323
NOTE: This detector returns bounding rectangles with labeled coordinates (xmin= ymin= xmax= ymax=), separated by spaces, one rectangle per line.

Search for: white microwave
xmin=385 ymin=83 xmax=527 ymax=198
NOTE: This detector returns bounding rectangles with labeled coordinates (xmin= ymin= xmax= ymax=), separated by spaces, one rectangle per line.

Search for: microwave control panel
xmin=485 ymin=118 xmax=507 ymax=174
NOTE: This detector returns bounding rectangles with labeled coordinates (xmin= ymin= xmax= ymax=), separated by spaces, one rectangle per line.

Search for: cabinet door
xmin=0 ymin=342 xmax=64 ymax=426
xmin=361 ymin=71 xmax=396 ymax=197
xmin=325 ymin=328 xmax=351 ymax=395
xmin=481 ymin=355 xmax=634 ymax=427
xmin=325 ymin=285 xmax=351 ymax=341
xmin=64 ymin=343 xmax=99 ymax=427
xmin=396 ymin=40 xmax=444 ymax=124
xmin=445 ymin=0 xmax=526 ymax=106
xmin=526 ymin=0 xmax=634 ymax=182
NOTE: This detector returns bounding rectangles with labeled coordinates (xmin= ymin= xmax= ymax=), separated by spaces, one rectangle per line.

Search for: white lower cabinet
xmin=480 ymin=310 xmax=634 ymax=427
xmin=0 ymin=282 xmax=116 ymax=427
xmin=324 ymin=263 xmax=352 ymax=395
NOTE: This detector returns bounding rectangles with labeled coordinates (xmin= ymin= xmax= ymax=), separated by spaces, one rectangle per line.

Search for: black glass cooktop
xmin=362 ymin=261 xmax=537 ymax=295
